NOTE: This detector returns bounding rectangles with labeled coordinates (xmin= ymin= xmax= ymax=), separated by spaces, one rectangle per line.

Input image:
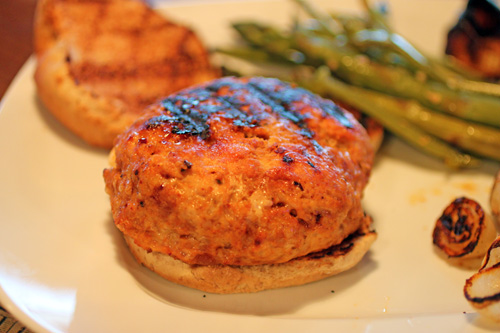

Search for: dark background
xmin=0 ymin=0 xmax=38 ymax=99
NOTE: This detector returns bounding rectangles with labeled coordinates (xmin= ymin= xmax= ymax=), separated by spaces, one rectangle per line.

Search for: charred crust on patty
xmin=139 ymin=78 xmax=354 ymax=143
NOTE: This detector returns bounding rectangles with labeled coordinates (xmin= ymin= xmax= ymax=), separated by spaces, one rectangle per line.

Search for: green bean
xmin=229 ymin=21 xmax=500 ymax=126
xmin=294 ymin=67 xmax=480 ymax=168
xmin=220 ymin=1 xmax=500 ymax=167
xmin=217 ymin=46 xmax=292 ymax=64
xmin=359 ymin=0 xmax=390 ymax=31
xmin=404 ymin=104 xmax=500 ymax=149
xmin=329 ymin=13 xmax=372 ymax=34
xmin=299 ymin=0 xmax=500 ymax=97
xmin=357 ymin=0 xmax=456 ymax=82
xmin=296 ymin=66 xmax=500 ymax=161
xmin=360 ymin=0 xmax=500 ymax=97
xmin=291 ymin=31 xmax=500 ymax=127
xmin=232 ymin=22 xmax=294 ymax=55
xmin=229 ymin=22 xmax=500 ymax=127
xmin=351 ymin=28 xmax=500 ymax=97
xmin=402 ymin=103 xmax=500 ymax=162
xmin=291 ymin=0 xmax=343 ymax=36
xmin=439 ymin=55 xmax=484 ymax=80
xmin=295 ymin=23 xmax=413 ymax=69
xmin=298 ymin=14 xmax=473 ymax=84
xmin=351 ymin=29 xmax=446 ymax=77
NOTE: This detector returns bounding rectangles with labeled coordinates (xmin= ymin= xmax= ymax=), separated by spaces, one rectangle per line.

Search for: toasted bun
xmin=34 ymin=0 xmax=220 ymax=148
xmin=35 ymin=43 xmax=135 ymax=147
xmin=124 ymin=218 xmax=376 ymax=294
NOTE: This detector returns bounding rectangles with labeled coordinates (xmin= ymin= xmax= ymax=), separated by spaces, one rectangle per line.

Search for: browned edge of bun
xmin=35 ymin=43 xmax=135 ymax=148
xmin=32 ymin=0 xmax=221 ymax=149
xmin=123 ymin=219 xmax=376 ymax=294
xmin=33 ymin=0 xmax=127 ymax=148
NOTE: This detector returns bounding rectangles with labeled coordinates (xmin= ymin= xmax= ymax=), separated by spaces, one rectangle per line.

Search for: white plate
xmin=1 ymin=0 xmax=499 ymax=332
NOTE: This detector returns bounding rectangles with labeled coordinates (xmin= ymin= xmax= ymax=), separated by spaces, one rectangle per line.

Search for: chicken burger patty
xmin=103 ymin=76 xmax=376 ymax=292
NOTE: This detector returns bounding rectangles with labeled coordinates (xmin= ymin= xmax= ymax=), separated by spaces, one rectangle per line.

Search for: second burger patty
xmin=104 ymin=76 xmax=374 ymax=266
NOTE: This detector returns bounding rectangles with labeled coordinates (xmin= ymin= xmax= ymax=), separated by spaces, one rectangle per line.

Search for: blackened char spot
xmin=204 ymin=84 xmax=262 ymax=128
xmin=144 ymin=80 xmax=265 ymax=139
xmin=248 ymin=78 xmax=353 ymax=130
xmin=246 ymin=81 xmax=315 ymax=138
xmin=454 ymin=214 xmax=470 ymax=235
xmin=293 ymin=181 xmax=304 ymax=191
xmin=206 ymin=78 xmax=316 ymax=137
xmin=298 ymin=218 xmax=309 ymax=227
xmin=142 ymin=77 xmax=352 ymax=142
xmin=440 ymin=214 xmax=453 ymax=230
xmin=309 ymin=242 xmax=354 ymax=259
xmin=306 ymin=231 xmax=366 ymax=260
xmin=320 ymin=101 xmax=353 ymax=129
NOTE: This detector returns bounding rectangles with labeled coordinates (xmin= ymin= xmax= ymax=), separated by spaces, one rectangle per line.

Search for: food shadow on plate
xmin=465 ymin=312 xmax=500 ymax=330
xmin=105 ymin=214 xmax=378 ymax=316
xmin=34 ymin=95 xmax=109 ymax=155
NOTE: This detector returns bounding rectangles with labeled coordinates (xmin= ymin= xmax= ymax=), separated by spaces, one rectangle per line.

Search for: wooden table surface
xmin=0 ymin=2 xmax=38 ymax=331
xmin=0 ymin=0 xmax=37 ymax=100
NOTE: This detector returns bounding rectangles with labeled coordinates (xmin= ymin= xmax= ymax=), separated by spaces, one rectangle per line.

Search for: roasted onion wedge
xmin=433 ymin=197 xmax=497 ymax=268
xmin=445 ymin=0 xmax=500 ymax=79
xmin=480 ymin=236 xmax=500 ymax=271
xmin=491 ymin=170 xmax=500 ymax=224
xmin=464 ymin=236 xmax=500 ymax=323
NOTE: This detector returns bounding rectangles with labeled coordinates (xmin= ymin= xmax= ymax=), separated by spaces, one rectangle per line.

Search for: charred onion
xmin=446 ymin=0 xmax=500 ymax=80
xmin=433 ymin=197 xmax=496 ymax=267
xmin=464 ymin=236 xmax=500 ymax=322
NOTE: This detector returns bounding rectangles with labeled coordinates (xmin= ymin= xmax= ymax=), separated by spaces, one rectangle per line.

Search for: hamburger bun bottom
xmin=123 ymin=219 xmax=376 ymax=294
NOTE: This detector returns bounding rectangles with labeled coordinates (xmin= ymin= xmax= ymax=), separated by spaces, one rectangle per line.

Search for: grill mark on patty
xmin=143 ymin=77 xmax=353 ymax=141
xmin=246 ymin=81 xmax=314 ymax=138
xmin=204 ymin=84 xmax=263 ymax=127
xmin=247 ymin=79 xmax=353 ymax=130
xmin=146 ymin=99 xmax=210 ymax=138
xmin=305 ymin=231 xmax=365 ymax=260
xmin=146 ymin=84 xmax=262 ymax=138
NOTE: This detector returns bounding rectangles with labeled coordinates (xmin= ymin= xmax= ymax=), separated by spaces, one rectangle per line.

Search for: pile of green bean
xmin=218 ymin=0 xmax=500 ymax=168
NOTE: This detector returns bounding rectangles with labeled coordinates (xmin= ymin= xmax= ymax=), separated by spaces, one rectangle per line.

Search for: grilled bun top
xmin=34 ymin=0 xmax=220 ymax=148
xmin=103 ymin=76 xmax=374 ymax=266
